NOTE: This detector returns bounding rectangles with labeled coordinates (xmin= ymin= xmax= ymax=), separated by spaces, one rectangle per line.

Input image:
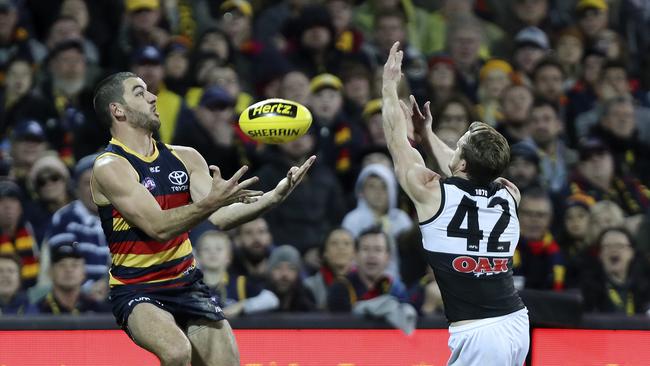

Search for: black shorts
xmin=108 ymin=269 xmax=225 ymax=338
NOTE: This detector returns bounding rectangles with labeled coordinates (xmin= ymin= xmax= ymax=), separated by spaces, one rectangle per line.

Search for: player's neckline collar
xmin=110 ymin=137 xmax=159 ymax=163
xmin=445 ymin=176 xmax=499 ymax=196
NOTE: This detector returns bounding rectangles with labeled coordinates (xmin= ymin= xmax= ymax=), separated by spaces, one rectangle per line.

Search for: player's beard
xmin=124 ymin=105 xmax=161 ymax=133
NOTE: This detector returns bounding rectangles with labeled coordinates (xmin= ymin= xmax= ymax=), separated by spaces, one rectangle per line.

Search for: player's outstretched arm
xmin=92 ymin=154 xmax=259 ymax=242
xmin=172 ymin=145 xmax=316 ymax=230
xmin=409 ymin=95 xmax=455 ymax=177
xmin=382 ymin=42 xmax=441 ymax=218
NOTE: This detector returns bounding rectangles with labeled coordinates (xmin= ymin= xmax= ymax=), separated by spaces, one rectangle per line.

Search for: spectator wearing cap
xmin=514 ymin=186 xmax=566 ymax=291
xmin=7 ymin=120 xmax=49 ymax=191
xmin=0 ymin=180 xmax=38 ymax=289
xmin=36 ymin=242 xmax=109 ymax=314
xmin=173 ymin=85 xmax=257 ymax=180
xmin=328 ymin=227 xmax=408 ymax=312
xmin=308 ymin=73 xmax=365 ymax=192
xmin=569 ymin=138 xmax=650 ymax=217
xmin=476 ymin=59 xmax=513 ymax=126
xmin=0 ymin=0 xmax=47 ymax=81
xmin=265 ymin=245 xmax=316 ymax=312
xmin=195 ymin=231 xmax=279 ymax=317
xmin=575 ymin=0 xmax=609 ymax=41
xmin=559 ymin=193 xmax=598 ymax=288
xmin=496 ymin=84 xmax=534 ymax=145
xmin=505 ymin=142 xmax=542 ymax=192
xmin=284 ymin=4 xmax=345 ymax=78
xmin=38 ymin=39 xmax=99 ymax=163
xmin=38 ymin=154 xmax=109 ymax=289
xmin=445 ymin=14 xmax=486 ymax=103
xmin=426 ymin=55 xmax=457 ymax=107
xmin=45 ymin=16 xmax=99 ymax=65
xmin=587 ymin=95 xmax=650 ymax=183
xmin=580 ymin=227 xmax=650 ymax=316
xmin=427 ymin=0 xmax=508 ymax=58
xmin=0 ymin=59 xmax=59 ymax=145
xmin=512 ymin=26 xmax=550 ymax=79
xmin=362 ymin=99 xmax=385 ymax=148
xmin=522 ymin=98 xmax=577 ymax=194
xmin=304 ymin=227 xmax=355 ymax=310
xmin=254 ymin=127 xmax=346 ymax=259
xmin=109 ymin=0 xmax=169 ymax=70
xmin=130 ymin=44 xmax=193 ymax=144
xmin=23 ymin=154 xmax=73 ymax=245
xmin=0 ymin=253 xmax=37 ymax=315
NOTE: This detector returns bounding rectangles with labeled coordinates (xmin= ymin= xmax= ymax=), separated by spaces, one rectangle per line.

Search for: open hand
xmin=383 ymin=42 xmax=404 ymax=86
xmin=272 ymin=155 xmax=316 ymax=204
xmin=208 ymin=165 xmax=262 ymax=208
xmin=409 ymin=95 xmax=433 ymax=143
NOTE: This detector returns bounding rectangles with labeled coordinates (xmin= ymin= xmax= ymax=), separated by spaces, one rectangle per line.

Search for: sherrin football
xmin=239 ymin=98 xmax=312 ymax=144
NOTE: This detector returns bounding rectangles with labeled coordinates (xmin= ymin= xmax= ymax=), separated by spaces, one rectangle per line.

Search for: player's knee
xmin=159 ymin=339 xmax=192 ymax=366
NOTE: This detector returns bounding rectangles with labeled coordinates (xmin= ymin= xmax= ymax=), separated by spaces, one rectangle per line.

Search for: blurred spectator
xmin=476 ymin=59 xmax=513 ymax=126
xmin=575 ymin=0 xmax=609 ymax=42
xmin=266 ymin=245 xmax=315 ymax=312
xmin=532 ymin=58 xmax=567 ymax=112
xmin=431 ymin=94 xmax=476 ymax=136
xmin=581 ymin=227 xmax=650 ymax=315
xmin=512 ymin=26 xmax=550 ymax=78
xmin=0 ymin=253 xmax=36 ymax=314
xmin=554 ymin=27 xmax=586 ymax=89
xmin=254 ymin=0 xmax=306 ymax=49
xmin=231 ymin=218 xmax=273 ymax=286
xmin=304 ymin=227 xmax=355 ymax=310
xmin=162 ymin=38 xmax=191 ymax=95
xmin=505 ymin=142 xmax=542 ymax=191
xmin=0 ymin=181 xmax=38 ymax=288
xmin=569 ymin=138 xmax=650 ymax=217
xmin=361 ymin=99 xmax=385 ymax=148
xmin=427 ymin=0 xmax=507 ymax=57
xmin=342 ymin=164 xmax=412 ymax=241
xmin=38 ymin=39 xmax=97 ymax=162
xmin=36 ymin=242 xmax=108 ymax=314
xmin=353 ymin=0 xmax=432 ymax=55
xmin=339 ymin=59 xmax=373 ymax=121
xmin=588 ymin=95 xmax=650 ymax=183
xmin=0 ymin=59 xmax=58 ymax=145
xmin=255 ymin=131 xmax=346 ymax=256
xmin=425 ymin=55 xmax=457 ymax=107
xmin=594 ymin=28 xmax=628 ymax=63
xmin=497 ymin=84 xmax=534 ymax=144
xmin=308 ymin=73 xmax=365 ymax=190
xmin=325 ymin=0 xmax=364 ymax=54
xmin=195 ymin=231 xmax=278 ymax=318
xmin=328 ymin=228 xmax=408 ymax=312
xmin=38 ymin=154 xmax=108 ymax=288
xmin=523 ymin=99 xmax=577 ymax=194
xmin=7 ymin=120 xmax=49 ymax=191
xmin=446 ymin=14 xmax=484 ymax=102
xmin=514 ymin=186 xmax=566 ymax=291
xmin=558 ymin=194 xmax=598 ymax=288
xmin=130 ymin=44 xmax=193 ymax=144
xmin=110 ymin=0 xmax=169 ymax=70
xmin=45 ymin=16 xmax=99 ymax=65
xmin=23 ymin=154 xmax=72 ymax=244
xmin=408 ymin=267 xmax=444 ymax=316
xmin=589 ymin=200 xmax=627 ymax=243
xmin=172 ymin=86 xmax=256 ymax=179
xmin=0 ymin=0 xmax=46 ymax=80
xmin=500 ymin=0 xmax=555 ymax=35
xmin=279 ymin=69 xmax=310 ymax=106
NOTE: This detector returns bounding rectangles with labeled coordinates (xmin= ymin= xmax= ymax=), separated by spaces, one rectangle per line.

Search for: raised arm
xmin=382 ymin=42 xmax=441 ymax=219
xmin=92 ymin=154 xmax=258 ymax=242
xmin=409 ymin=95 xmax=455 ymax=177
xmin=171 ymin=145 xmax=315 ymax=231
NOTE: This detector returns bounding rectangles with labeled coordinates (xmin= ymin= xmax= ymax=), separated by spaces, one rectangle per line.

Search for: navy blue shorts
xmin=108 ymin=269 xmax=225 ymax=337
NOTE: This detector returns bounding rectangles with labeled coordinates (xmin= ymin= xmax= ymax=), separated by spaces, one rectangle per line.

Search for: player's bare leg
xmin=127 ymin=303 xmax=192 ymax=366
xmin=186 ymin=318 xmax=240 ymax=366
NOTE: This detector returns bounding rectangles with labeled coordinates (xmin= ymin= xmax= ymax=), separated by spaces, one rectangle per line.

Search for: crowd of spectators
xmin=1 ymin=0 xmax=650 ymax=321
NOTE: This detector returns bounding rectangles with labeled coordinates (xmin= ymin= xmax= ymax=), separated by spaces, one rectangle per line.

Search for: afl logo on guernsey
xmin=168 ymin=171 xmax=188 ymax=185
xmin=142 ymin=177 xmax=156 ymax=191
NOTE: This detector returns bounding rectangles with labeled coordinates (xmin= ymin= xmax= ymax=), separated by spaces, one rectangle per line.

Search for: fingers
xmin=209 ymin=165 xmax=221 ymax=179
xmin=236 ymin=175 xmax=259 ymax=191
xmin=389 ymin=41 xmax=400 ymax=60
xmin=410 ymin=95 xmax=424 ymax=119
xmin=424 ymin=101 xmax=432 ymax=119
xmin=226 ymin=165 xmax=249 ymax=184
xmin=399 ymin=100 xmax=411 ymax=118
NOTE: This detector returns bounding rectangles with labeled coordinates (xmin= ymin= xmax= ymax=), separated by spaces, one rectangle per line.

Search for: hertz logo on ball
xmin=239 ymin=98 xmax=313 ymax=144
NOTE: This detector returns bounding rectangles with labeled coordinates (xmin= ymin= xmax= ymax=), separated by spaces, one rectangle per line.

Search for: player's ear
xmin=458 ymin=159 xmax=467 ymax=173
xmin=111 ymin=102 xmax=126 ymax=121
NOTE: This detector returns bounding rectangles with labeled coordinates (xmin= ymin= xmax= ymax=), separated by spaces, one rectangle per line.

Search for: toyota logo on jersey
xmin=168 ymin=170 xmax=188 ymax=185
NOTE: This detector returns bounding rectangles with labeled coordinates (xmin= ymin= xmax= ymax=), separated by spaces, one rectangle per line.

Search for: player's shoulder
xmin=93 ymin=153 xmax=137 ymax=182
xmin=166 ymin=144 xmax=204 ymax=164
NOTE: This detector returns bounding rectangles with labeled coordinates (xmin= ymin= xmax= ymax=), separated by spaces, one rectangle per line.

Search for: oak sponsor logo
xmin=452 ymin=256 xmax=509 ymax=277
